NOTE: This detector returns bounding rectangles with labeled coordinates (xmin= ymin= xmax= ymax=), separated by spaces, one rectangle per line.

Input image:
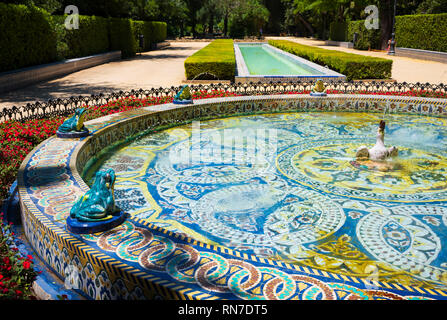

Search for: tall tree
xmin=183 ymin=0 xmax=203 ymax=37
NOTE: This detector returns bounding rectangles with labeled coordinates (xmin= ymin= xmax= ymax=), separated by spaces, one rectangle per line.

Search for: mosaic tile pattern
xmin=93 ymin=111 xmax=447 ymax=289
xmin=18 ymin=95 xmax=447 ymax=300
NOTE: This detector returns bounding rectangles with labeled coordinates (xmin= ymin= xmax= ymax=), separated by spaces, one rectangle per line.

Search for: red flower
xmin=3 ymin=257 xmax=10 ymax=266
xmin=22 ymin=260 xmax=31 ymax=270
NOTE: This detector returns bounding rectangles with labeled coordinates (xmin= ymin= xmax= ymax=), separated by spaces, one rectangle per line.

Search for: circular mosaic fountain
xmin=18 ymin=95 xmax=447 ymax=300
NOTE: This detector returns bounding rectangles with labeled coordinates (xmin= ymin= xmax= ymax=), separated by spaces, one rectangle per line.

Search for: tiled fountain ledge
xmin=18 ymin=94 xmax=447 ymax=300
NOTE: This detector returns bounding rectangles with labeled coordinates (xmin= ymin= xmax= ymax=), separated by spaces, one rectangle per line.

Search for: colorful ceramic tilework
xmin=18 ymin=95 xmax=447 ymax=300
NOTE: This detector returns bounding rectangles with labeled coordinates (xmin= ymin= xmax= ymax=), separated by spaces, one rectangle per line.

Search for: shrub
xmin=0 ymin=3 xmax=57 ymax=72
xmin=268 ymin=40 xmax=392 ymax=80
xmin=0 ymin=3 xmax=168 ymax=69
xmin=108 ymin=17 xmax=137 ymax=58
xmin=132 ymin=21 xmax=168 ymax=52
xmin=184 ymin=39 xmax=236 ymax=80
xmin=53 ymin=15 xmax=109 ymax=59
xmin=347 ymin=20 xmax=381 ymax=51
xmin=329 ymin=22 xmax=348 ymax=42
xmin=396 ymin=13 xmax=447 ymax=52
xmin=150 ymin=21 xmax=167 ymax=43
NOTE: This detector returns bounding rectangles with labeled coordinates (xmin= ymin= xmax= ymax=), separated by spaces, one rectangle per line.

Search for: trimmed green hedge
xmin=348 ymin=13 xmax=447 ymax=53
xmin=0 ymin=3 xmax=168 ymax=72
xmin=109 ymin=17 xmax=138 ymax=58
xmin=133 ymin=20 xmax=168 ymax=52
xmin=184 ymin=39 xmax=235 ymax=80
xmin=396 ymin=13 xmax=447 ymax=52
xmin=150 ymin=21 xmax=168 ymax=43
xmin=53 ymin=15 xmax=110 ymax=59
xmin=268 ymin=40 xmax=392 ymax=80
xmin=0 ymin=3 xmax=57 ymax=72
xmin=347 ymin=20 xmax=381 ymax=51
xmin=329 ymin=22 xmax=348 ymax=42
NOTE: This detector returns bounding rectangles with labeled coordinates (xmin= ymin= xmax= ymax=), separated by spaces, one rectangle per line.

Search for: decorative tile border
xmin=18 ymin=94 xmax=447 ymax=300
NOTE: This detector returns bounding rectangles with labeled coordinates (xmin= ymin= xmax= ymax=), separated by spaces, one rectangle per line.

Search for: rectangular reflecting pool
xmin=234 ymin=42 xmax=346 ymax=83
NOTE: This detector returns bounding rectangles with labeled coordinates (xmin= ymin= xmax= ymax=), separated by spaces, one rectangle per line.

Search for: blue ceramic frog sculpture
xmin=70 ymin=169 xmax=119 ymax=222
xmin=173 ymin=85 xmax=193 ymax=104
xmin=58 ymin=108 xmax=88 ymax=133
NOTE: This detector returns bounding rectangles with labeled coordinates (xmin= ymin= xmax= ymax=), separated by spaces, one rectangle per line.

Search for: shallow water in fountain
xmin=84 ymin=112 xmax=447 ymax=289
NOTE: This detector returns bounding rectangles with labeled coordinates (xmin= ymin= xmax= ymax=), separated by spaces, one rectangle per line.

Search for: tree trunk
xmin=209 ymin=13 xmax=214 ymax=34
xmin=296 ymin=12 xmax=314 ymax=36
xmin=224 ymin=11 xmax=229 ymax=37
xmin=180 ymin=21 xmax=184 ymax=38
xmin=379 ymin=0 xmax=393 ymax=50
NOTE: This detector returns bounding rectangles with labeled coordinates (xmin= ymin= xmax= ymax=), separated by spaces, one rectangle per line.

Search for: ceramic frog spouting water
xmin=58 ymin=108 xmax=88 ymax=133
xmin=356 ymin=120 xmax=398 ymax=160
xmin=174 ymin=85 xmax=193 ymax=103
xmin=70 ymin=169 xmax=119 ymax=222
xmin=312 ymin=79 xmax=327 ymax=94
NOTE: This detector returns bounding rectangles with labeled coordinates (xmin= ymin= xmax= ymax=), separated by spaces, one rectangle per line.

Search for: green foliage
xmin=0 ymin=3 xmax=168 ymax=71
xmin=108 ymin=17 xmax=138 ymax=58
xmin=184 ymin=39 xmax=235 ymax=80
xmin=0 ymin=3 xmax=57 ymax=72
xmin=53 ymin=15 xmax=110 ymax=59
xmin=395 ymin=13 xmax=447 ymax=52
xmin=268 ymin=39 xmax=392 ymax=80
xmin=347 ymin=20 xmax=381 ymax=50
xmin=329 ymin=21 xmax=348 ymax=42
xmin=348 ymin=12 xmax=447 ymax=53
xmin=417 ymin=0 xmax=447 ymax=14
xmin=133 ymin=20 xmax=168 ymax=52
xmin=228 ymin=0 xmax=269 ymax=38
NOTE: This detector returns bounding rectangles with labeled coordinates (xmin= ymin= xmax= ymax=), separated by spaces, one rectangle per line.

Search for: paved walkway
xmin=2 ymin=38 xmax=447 ymax=110
xmin=267 ymin=37 xmax=447 ymax=85
xmin=0 ymin=41 xmax=210 ymax=109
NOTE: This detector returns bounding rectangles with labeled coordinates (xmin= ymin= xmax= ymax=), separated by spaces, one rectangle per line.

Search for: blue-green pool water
xmin=238 ymin=44 xmax=324 ymax=76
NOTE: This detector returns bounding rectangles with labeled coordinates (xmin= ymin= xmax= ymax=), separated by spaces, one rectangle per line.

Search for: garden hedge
xmin=395 ymin=13 xmax=447 ymax=53
xmin=184 ymin=39 xmax=236 ymax=80
xmin=329 ymin=22 xmax=348 ymax=42
xmin=108 ymin=17 xmax=138 ymax=58
xmin=133 ymin=20 xmax=168 ymax=52
xmin=0 ymin=3 xmax=168 ymax=72
xmin=268 ymin=40 xmax=392 ymax=80
xmin=348 ymin=13 xmax=447 ymax=53
xmin=347 ymin=20 xmax=381 ymax=51
xmin=53 ymin=15 xmax=110 ymax=59
xmin=0 ymin=3 xmax=57 ymax=73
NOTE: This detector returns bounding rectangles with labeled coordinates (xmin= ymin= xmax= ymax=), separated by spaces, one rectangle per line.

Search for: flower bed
xmin=0 ymin=212 xmax=38 ymax=299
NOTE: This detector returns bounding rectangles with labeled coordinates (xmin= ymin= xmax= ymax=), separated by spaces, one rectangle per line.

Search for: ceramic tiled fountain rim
xmin=18 ymin=94 xmax=447 ymax=300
